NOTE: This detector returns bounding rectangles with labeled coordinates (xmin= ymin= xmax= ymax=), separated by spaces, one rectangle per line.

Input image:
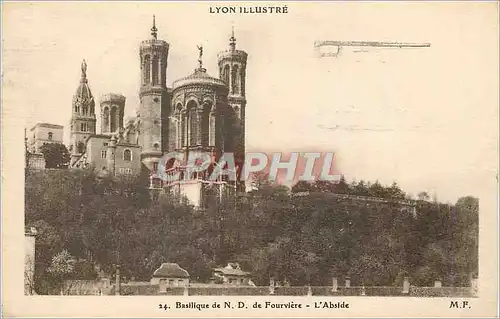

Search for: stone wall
xmin=97 ymin=284 xmax=476 ymax=297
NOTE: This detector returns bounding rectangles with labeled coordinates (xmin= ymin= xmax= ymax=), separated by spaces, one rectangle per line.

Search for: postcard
xmin=1 ymin=1 xmax=499 ymax=317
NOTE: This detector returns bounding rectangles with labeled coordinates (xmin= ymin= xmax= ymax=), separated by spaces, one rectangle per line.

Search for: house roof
xmin=213 ymin=268 xmax=251 ymax=277
xmin=30 ymin=123 xmax=64 ymax=131
xmin=152 ymin=263 xmax=190 ymax=278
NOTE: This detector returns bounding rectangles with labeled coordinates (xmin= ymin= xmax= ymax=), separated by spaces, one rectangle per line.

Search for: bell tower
xmin=70 ymin=59 xmax=97 ymax=165
xmin=218 ymin=28 xmax=247 ymax=189
xmin=100 ymin=94 xmax=126 ymax=135
xmin=138 ymin=16 xmax=170 ymax=171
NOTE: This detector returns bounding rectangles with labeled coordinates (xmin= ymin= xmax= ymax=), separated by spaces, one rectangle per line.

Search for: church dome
xmin=172 ymin=67 xmax=227 ymax=91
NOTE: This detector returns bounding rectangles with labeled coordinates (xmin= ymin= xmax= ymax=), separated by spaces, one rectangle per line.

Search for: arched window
xmin=232 ymin=65 xmax=239 ymax=94
xmin=174 ymin=103 xmax=182 ymax=149
xmin=103 ymin=107 xmax=110 ymax=130
xmin=223 ymin=65 xmax=230 ymax=84
xmin=110 ymin=106 xmax=117 ymax=132
xmin=201 ymin=105 xmax=210 ymax=146
xmin=143 ymin=55 xmax=151 ymax=84
xmin=182 ymin=113 xmax=188 ymax=147
xmin=123 ymin=149 xmax=132 ymax=161
xmin=75 ymin=105 xmax=80 ymax=113
xmin=152 ymin=55 xmax=159 ymax=85
xmin=82 ymin=105 xmax=88 ymax=115
xmin=48 ymin=132 xmax=53 ymax=140
xmin=187 ymin=101 xmax=198 ymax=146
xmin=241 ymin=70 xmax=246 ymax=95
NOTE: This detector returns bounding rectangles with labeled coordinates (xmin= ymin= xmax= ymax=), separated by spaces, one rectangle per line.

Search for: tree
xmin=387 ymin=182 xmax=406 ymax=199
xmin=450 ymin=196 xmax=479 ymax=285
xmin=40 ymin=143 xmax=70 ymax=169
xmin=24 ymin=166 xmax=479 ymax=290
xmin=291 ymin=180 xmax=315 ymax=193
xmin=47 ymin=249 xmax=76 ymax=294
xmin=331 ymin=175 xmax=350 ymax=194
xmin=417 ymin=191 xmax=430 ymax=201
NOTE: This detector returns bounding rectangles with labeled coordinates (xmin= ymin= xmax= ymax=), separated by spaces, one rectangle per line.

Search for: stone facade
xmin=28 ymin=123 xmax=64 ymax=153
xmin=72 ymin=134 xmax=142 ymax=177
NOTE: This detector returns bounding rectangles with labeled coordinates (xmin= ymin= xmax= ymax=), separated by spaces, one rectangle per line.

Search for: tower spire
xmin=151 ymin=15 xmax=158 ymax=39
xmin=229 ymin=26 xmax=236 ymax=51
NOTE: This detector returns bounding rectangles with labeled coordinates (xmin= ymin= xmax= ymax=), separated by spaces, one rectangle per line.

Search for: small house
xmin=151 ymin=263 xmax=190 ymax=289
xmin=213 ymin=263 xmax=252 ymax=286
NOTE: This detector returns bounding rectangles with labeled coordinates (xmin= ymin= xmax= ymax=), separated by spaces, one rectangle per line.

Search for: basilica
xmin=68 ymin=17 xmax=248 ymax=205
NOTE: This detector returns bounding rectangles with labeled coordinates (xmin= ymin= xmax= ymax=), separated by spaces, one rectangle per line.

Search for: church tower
xmin=70 ymin=60 xmax=97 ymax=165
xmin=217 ymin=28 xmax=247 ymax=189
xmin=100 ymin=94 xmax=126 ymax=135
xmin=138 ymin=16 xmax=170 ymax=171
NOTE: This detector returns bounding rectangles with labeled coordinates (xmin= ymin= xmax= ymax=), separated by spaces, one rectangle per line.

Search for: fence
xmin=104 ymin=285 xmax=476 ymax=297
xmin=55 ymin=280 xmax=476 ymax=298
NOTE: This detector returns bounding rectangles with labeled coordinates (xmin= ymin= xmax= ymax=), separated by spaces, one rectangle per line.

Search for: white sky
xmin=2 ymin=2 xmax=499 ymax=203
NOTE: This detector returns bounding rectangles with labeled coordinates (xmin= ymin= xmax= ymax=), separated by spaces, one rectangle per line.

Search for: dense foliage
xmin=25 ymin=169 xmax=478 ymax=293
xmin=39 ymin=143 xmax=71 ymax=169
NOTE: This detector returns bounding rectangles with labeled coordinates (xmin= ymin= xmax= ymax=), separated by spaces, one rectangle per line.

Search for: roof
xmin=217 ymin=49 xmax=248 ymax=62
xmin=100 ymin=93 xmax=126 ymax=104
xmin=30 ymin=123 xmax=64 ymax=130
xmin=213 ymin=263 xmax=251 ymax=277
xmin=152 ymin=263 xmax=190 ymax=278
xmin=172 ymin=68 xmax=227 ymax=91
xmin=213 ymin=268 xmax=251 ymax=276
xmin=73 ymin=61 xmax=95 ymax=109
xmin=87 ymin=134 xmax=111 ymax=141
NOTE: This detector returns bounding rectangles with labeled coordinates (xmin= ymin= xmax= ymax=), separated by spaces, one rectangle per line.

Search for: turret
xmin=217 ymin=28 xmax=247 ymax=190
xmin=137 ymin=16 xmax=170 ymax=171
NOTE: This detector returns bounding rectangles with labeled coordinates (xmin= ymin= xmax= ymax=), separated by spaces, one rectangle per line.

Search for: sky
xmin=2 ymin=2 xmax=499 ymax=203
